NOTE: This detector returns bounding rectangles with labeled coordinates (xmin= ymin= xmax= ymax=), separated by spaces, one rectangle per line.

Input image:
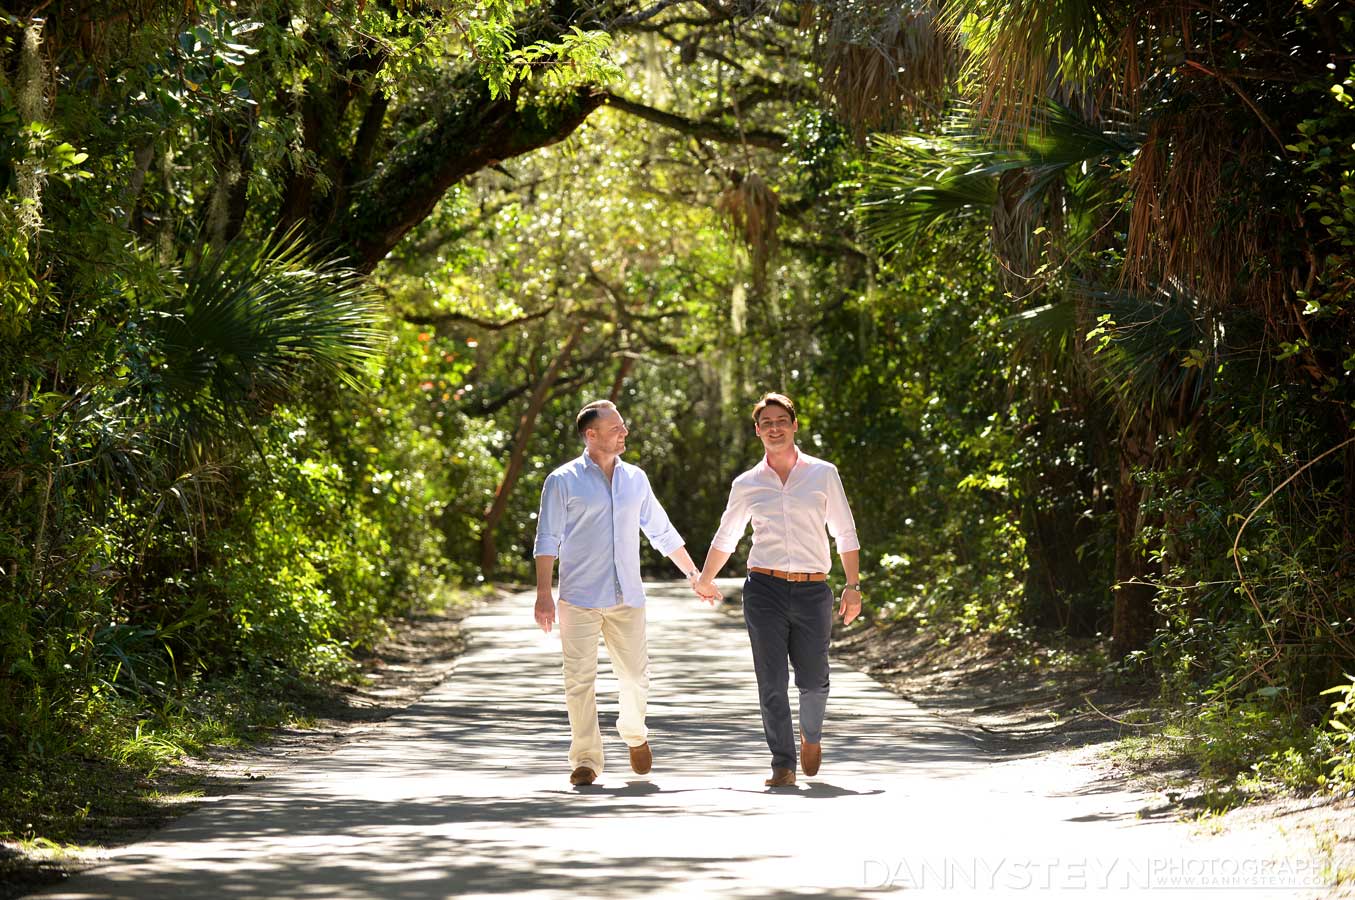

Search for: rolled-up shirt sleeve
xmin=638 ymin=476 xmax=685 ymax=557
xmin=825 ymin=465 xmax=860 ymax=554
xmin=710 ymin=482 xmax=752 ymax=553
xmin=533 ymin=472 xmax=566 ymax=557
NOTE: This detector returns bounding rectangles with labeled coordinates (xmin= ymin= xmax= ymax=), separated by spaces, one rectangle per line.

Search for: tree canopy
xmin=4 ymin=0 xmax=1355 ymax=840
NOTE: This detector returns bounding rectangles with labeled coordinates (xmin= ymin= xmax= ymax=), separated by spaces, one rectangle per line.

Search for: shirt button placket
xmin=607 ymin=469 xmax=622 ymax=602
xmin=780 ymin=481 xmax=789 ymax=570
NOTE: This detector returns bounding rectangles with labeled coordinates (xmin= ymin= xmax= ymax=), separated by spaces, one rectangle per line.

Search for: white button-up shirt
xmin=533 ymin=453 xmax=685 ymax=608
xmin=711 ymin=450 xmax=859 ymax=574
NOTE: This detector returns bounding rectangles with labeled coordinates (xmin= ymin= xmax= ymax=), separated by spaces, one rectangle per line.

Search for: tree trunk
xmin=1111 ymin=422 xmax=1158 ymax=658
xmin=608 ymin=356 xmax=635 ymax=402
xmin=1342 ymin=408 xmax=1355 ymax=578
xmin=479 ymin=323 xmax=586 ymax=577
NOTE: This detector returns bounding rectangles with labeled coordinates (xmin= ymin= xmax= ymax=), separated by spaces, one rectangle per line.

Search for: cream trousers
xmin=558 ymin=598 xmax=649 ymax=774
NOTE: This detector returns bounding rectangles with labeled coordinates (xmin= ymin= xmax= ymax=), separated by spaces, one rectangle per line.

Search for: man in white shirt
xmin=534 ymin=400 xmax=703 ymax=787
xmin=694 ymin=392 xmax=862 ymax=787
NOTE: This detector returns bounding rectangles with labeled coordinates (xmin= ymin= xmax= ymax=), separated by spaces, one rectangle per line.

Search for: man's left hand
xmin=690 ymin=573 xmax=721 ymax=605
xmin=838 ymin=587 xmax=862 ymax=625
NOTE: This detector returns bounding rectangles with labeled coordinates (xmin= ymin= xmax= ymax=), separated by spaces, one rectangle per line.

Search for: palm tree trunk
xmin=1111 ymin=422 xmax=1158 ymax=657
xmin=479 ymin=323 xmax=586 ymax=577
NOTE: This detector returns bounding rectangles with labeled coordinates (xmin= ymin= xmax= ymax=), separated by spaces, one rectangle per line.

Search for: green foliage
xmin=0 ymin=662 xmax=312 ymax=842
xmin=1288 ymin=45 xmax=1355 ymax=392
xmin=1188 ymin=688 xmax=1317 ymax=785
xmin=1322 ymin=674 xmax=1355 ymax=789
xmin=153 ymin=230 xmax=385 ymax=439
xmin=845 ymin=0 xmax=1355 ymax=794
xmin=454 ymin=1 xmax=621 ymax=100
xmin=499 ymin=26 xmax=623 ymax=99
xmin=0 ymin=0 xmax=646 ymax=829
xmin=1112 ymin=693 xmax=1328 ymax=803
xmin=5 ymin=0 xmax=1355 ymax=851
xmin=152 ymin=12 xmax=261 ymax=120
xmin=0 ymin=301 xmax=472 ymax=834
xmin=804 ymin=232 xmax=1041 ymax=635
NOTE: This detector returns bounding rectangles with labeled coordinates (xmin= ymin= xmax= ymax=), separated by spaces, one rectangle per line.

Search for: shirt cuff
xmin=533 ymin=534 xmax=561 ymax=557
xmin=710 ymin=532 xmax=741 ymax=554
xmin=833 ymin=530 xmax=861 ymax=554
xmin=651 ymin=531 xmax=685 ymax=558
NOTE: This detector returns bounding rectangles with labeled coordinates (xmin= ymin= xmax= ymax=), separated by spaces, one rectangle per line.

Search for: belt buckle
xmin=788 ymin=571 xmax=806 ymax=582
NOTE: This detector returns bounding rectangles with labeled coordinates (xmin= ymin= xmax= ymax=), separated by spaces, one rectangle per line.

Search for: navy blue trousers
xmin=742 ymin=572 xmax=833 ymax=771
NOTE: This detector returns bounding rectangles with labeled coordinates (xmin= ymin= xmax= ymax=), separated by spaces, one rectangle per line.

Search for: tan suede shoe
xmin=629 ymin=741 xmax=652 ymax=775
xmin=569 ymin=766 xmax=597 ymax=786
xmin=764 ymin=767 xmax=796 ymax=787
xmin=801 ymin=740 xmax=821 ymax=777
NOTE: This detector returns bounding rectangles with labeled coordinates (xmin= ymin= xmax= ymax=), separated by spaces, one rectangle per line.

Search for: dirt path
xmin=31 ymin=583 xmax=1336 ymax=898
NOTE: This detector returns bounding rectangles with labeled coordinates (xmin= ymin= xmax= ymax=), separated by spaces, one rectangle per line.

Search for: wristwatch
xmin=844 ymin=582 xmax=862 ymax=593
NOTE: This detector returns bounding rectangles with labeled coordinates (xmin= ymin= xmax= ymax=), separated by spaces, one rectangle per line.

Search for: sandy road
xmin=36 ymin=582 xmax=1332 ymax=899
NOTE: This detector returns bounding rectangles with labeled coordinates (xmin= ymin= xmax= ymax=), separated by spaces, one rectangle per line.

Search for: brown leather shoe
xmin=764 ymin=767 xmax=796 ymax=787
xmin=569 ymin=766 xmax=596 ymax=786
xmin=629 ymin=741 xmax=652 ymax=775
xmin=801 ymin=740 xmax=821 ymax=777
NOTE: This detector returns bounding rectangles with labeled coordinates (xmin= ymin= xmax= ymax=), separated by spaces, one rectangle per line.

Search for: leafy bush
xmin=1321 ymin=675 xmax=1355 ymax=790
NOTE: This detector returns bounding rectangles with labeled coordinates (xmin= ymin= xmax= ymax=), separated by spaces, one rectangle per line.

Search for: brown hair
xmin=576 ymin=399 xmax=617 ymax=437
xmin=751 ymin=392 xmax=796 ymax=424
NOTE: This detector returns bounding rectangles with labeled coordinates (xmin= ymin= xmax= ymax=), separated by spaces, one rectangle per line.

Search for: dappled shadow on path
xmin=40 ymin=584 xmax=1191 ymax=900
xmin=77 ymin=843 xmax=795 ymax=900
xmin=46 ymin=784 xmax=880 ymax=898
xmin=427 ymin=583 xmax=989 ymax=783
xmin=720 ymin=784 xmax=887 ymax=799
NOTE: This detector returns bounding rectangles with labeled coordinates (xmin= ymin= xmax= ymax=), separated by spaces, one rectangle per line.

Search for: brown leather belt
xmin=750 ymin=567 xmax=827 ymax=583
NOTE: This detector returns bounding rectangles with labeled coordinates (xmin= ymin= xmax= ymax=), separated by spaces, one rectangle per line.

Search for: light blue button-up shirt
xmin=533 ymin=452 xmax=685 ymax=608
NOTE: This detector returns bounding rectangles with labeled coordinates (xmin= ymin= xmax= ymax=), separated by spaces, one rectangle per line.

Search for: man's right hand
xmin=534 ymin=592 xmax=556 ymax=633
xmin=693 ymin=579 xmax=722 ymax=605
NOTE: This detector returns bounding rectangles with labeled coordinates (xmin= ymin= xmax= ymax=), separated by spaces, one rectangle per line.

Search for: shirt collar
xmin=758 ymin=448 xmax=802 ymax=476
xmin=581 ymin=450 xmax=624 ymax=473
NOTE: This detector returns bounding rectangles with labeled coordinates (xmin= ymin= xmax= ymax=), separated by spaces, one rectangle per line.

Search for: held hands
xmin=534 ymin=590 xmax=556 ymax=634
xmin=838 ymin=587 xmax=863 ymax=626
xmin=688 ymin=572 xmax=722 ymax=605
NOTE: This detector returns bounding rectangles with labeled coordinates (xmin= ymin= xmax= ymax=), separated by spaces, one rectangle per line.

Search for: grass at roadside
xmin=831 ymin=609 xmax=1354 ymax=812
xmin=0 ymin=585 xmax=484 ymax=857
xmin=0 ymin=663 xmax=323 ymax=847
xmin=1102 ymin=701 xmax=1344 ymax=812
xmin=834 ymin=604 xmax=1355 ymax=813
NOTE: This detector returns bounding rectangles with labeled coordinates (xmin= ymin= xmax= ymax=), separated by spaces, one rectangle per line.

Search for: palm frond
xmin=1018 ymin=99 xmax=1140 ymax=168
xmin=857 ymin=133 xmax=1000 ymax=252
xmin=1123 ymin=109 xmax=1280 ymax=312
xmin=1075 ymin=280 xmax=1211 ymax=430
xmin=857 ymin=101 xmax=1137 ymax=254
xmin=153 ymin=229 xmax=386 ymax=443
xmin=1000 ymin=299 xmax=1077 ymax=340
xmin=941 ymin=0 xmax=1123 ymax=137
xmin=820 ymin=0 xmax=957 ymax=142
xmin=716 ymin=171 xmax=780 ymax=296
xmin=996 ymin=298 xmax=1093 ymax=404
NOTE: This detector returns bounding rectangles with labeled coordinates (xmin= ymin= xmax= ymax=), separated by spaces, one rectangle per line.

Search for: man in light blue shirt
xmin=534 ymin=399 xmax=701 ymax=786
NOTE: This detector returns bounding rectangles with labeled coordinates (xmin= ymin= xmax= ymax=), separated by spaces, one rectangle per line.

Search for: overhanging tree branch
xmin=601 ymin=92 xmax=786 ymax=149
xmin=346 ymin=82 xmax=606 ymax=271
xmin=610 ymin=0 xmax=705 ymax=28
xmin=703 ymin=80 xmax=816 ymax=119
xmin=403 ymin=307 xmax=553 ymax=331
xmin=467 ymin=382 xmax=533 ymax=417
